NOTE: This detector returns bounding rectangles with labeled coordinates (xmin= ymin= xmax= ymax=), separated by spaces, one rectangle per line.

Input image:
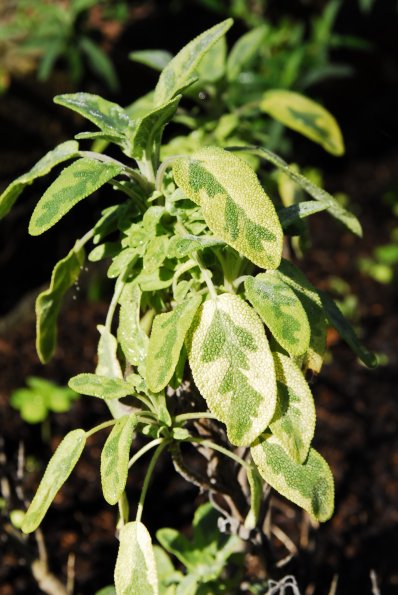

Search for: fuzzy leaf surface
xmin=68 ymin=374 xmax=134 ymax=400
xmin=96 ymin=324 xmax=123 ymax=379
xmin=187 ymin=294 xmax=277 ymax=446
xmin=36 ymin=242 xmax=84 ymax=363
xmin=22 ymin=429 xmax=86 ymax=533
xmin=251 ymin=436 xmax=334 ymax=521
xmin=117 ymin=282 xmax=148 ymax=367
xmin=173 ymin=147 xmax=283 ymax=269
xmin=260 ymin=90 xmax=345 ymax=156
xmin=0 ymin=141 xmax=79 ymax=219
xmin=146 ymin=296 xmax=202 ymax=393
xmin=101 ymin=414 xmax=137 ymax=504
xmin=154 ymin=19 xmax=232 ymax=105
xmin=245 ymin=272 xmax=310 ymax=356
xmin=115 ymin=521 xmax=159 ymax=595
xmin=269 ymin=353 xmax=315 ymax=463
xmin=29 ymin=158 xmax=122 ymax=235
xmin=168 ymin=234 xmax=225 ymax=258
xmin=279 ymin=201 xmax=329 ymax=229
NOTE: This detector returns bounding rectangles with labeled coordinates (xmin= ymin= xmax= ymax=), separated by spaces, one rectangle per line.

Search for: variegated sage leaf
xmin=36 ymin=242 xmax=84 ymax=363
xmin=29 ymin=158 xmax=122 ymax=235
xmin=146 ymin=296 xmax=202 ymax=393
xmin=173 ymin=147 xmax=283 ymax=269
xmin=260 ymin=90 xmax=345 ymax=156
xmin=101 ymin=414 xmax=137 ymax=505
xmin=269 ymin=353 xmax=315 ymax=463
xmin=96 ymin=324 xmax=123 ymax=379
xmin=187 ymin=294 xmax=277 ymax=446
xmin=0 ymin=141 xmax=79 ymax=219
xmin=115 ymin=521 xmax=159 ymax=595
xmin=168 ymin=234 xmax=225 ymax=258
xmin=117 ymin=282 xmax=148 ymax=368
xmin=245 ymin=272 xmax=310 ymax=357
xmin=194 ymin=36 xmax=226 ymax=83
xmin=276 ymin=259 xmax=327 ymax=374
xmin=226 ymin=25 xmax=267 ymax=81
xmin=319 ymin=290 xmax=377 ymax=367
xmin=154 ymin=19 xmax=232 ymax=105
xmin=251 ymin=435 xmax=334 ymax=522
xmin=68 ymin=374 xmax=134 ymax=400
xmin=22 ymin=429 xmax=86 ymax=533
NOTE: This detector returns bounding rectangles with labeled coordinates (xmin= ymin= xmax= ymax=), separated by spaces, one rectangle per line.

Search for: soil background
xmin=1 ymin=1 xmax=398 ymax=593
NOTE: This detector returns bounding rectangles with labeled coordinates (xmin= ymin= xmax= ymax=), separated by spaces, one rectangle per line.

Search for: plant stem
xmin=75 ymin=228 xmax=95 ymax=252
xmin=128 ymin=437 xmax=164 ymax=470
xmin=174 ymin=412 xmax=216 ymax=423
xmin=105 ymin=277 xmax=125 ymax=332
xmin=195 ymin=253 xmax=218 ymax=299
xmin=85 ymin=419 xmax=117 ymax=438
xmin=79 ymin=150 xmax=152 ymax=191
xmin=155 ymin=155 xmax=186 ymax=192
xmin=135 ymin=441 xmax=168 ymax=523
xmin=193 ymin=438 xmax=250 ymax=471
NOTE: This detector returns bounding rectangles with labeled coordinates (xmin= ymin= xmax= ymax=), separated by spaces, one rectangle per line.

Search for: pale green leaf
xmin=96 ymin=324 xmax=123 ymax=379
xmin=260 ymin=89 xmax=345 ymax=156
xmin=143 ymin=236 xmax=170 ymax=274
xmin=22 ymin=429 xmax=86 ymax=533
xmin=187 ymin=294 xmax=277 ymax=446
xmin=115 ymin=521 xmax=159 ymax=595
xmin=251 ymin=436 xmax=334 ymax=522
xmin=279 ymin=201 xmax=329 ymax=229
xmin=318 ymin=290 xmax=377 ymax=367
xmin=246 ymin=464 xmax=263 ymax=529
xmin=29 ymin=158 xmax=122 ymax=235
xmin=154 ymin=19 xmax=233 ymax=105
xmin=129 ymin=49 xmax=172 ymax=71
xmin=173 ymin=147 xmax=283 ymax=269
xmin=168 ymin=234 xmax=224 ymax=259
xmin=117 ymin=282 xmax=148 ymax=367
xmin=0 ymin=141 xmax=78 ymax=219
xmin=245 ymin=272 xmax=310 ymax=357
xmin=194 ymin=37 xmax=226 ymax=83
xmin=101 ymin=414 xmax=137 ymax=504
xmin=68 ymin=373 xmax=134 ymax=400
xmin=35 ymin=242 xmax=84 ymax=363
xmin=269 ymin=353 xmax=315 ymax=463
xmin=146 ymin=296 xmax=202 ymax=393
xmin=227 ymin=25 xmax=267 ymax=81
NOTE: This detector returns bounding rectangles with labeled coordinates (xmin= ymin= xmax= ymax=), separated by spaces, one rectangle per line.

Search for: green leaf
xmin=245 ymin=272 xmax=310 ymax=357
xmin=101 ymin=414 xmax=137 ymax=505
xmin=0 ymin=141 xmax=78 ymax=219
xmin=117 ymin=282 xmax=148 ymax=368
xmin=154 ymin=19 xmax=233 ymax=105
xmin=318 ymin=290 xmax=377 ymax=367
xmin=96 ymin=324 xmax=123 ymax=379
xmin=246 ymin=464 xmax=263 ymax=528
xmin=146 ymin=296 xmax=202 ymax=393
xmin=80 ymin=37 xmax=119 ymax=92
xmin=251 ymin=436 xmax=334 ymax=522
xmin=278 ymin=201 xmax=329 ymax=229
xmin=11 ymin=389 xmax=47 ymax=424
xmin=168 ymin=234 xmax=225 ymax=259
xmin=187 ymin=294 xmax=277 ymax=446
xmin=68 ymin=374 xmax=134 ymax=400
xmin=115 ymin=521 xmax=159 ymax=595
xmin=269 ymin=353 xmax=315 ymax=463
xmin=260 ymin=90 xmax=345 ymax=156
xmin=22 ymin=429 xmax=86 ymax=533
xmin=194 ymin=37 xmax=226 ymax=83
xmin=173 ymin=147 xmax=283 ymax=269
xmin=129 ymin=49 xmax=173 ymax=71
xmin=54 ymin=93 xmax=129 ymax=138
xmin=29 ymin=158 xmax=122 ymax=235
xmin=227 ymin=25 xmax=267 ymax=81
xmin=35 ymin=241 xmax=84 ymax=363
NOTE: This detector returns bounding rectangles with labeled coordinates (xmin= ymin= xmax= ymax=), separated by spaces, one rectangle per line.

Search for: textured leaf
xmin=173 ymin=147 xmax=283 ymax=269
xmin=101 ymin=414 xmax=137 ymax=504
xmin=242 ymin=146 xmax=362 ymax=236
xmin=0 ymin=141 xmax=78 ymax=219
xmin=154 ymin=19 xmax=232 ymax=105
xmin=29 ymin=158 xmax=122 ymax=235
xmin=245 ymin=272 xmax=310 ymax=357
xmin=36 ymin=242 xmax=84 ymax=363
xmin=168 ymin=234 xmax=225 ymax=258
xmin=269 ymin=353 xmax=315 ymax=463
xmin=68 ymin=374 xmax=134 ymax=400
xmin=260 ymin=90 xmax=345 ymax=156
xmin=117 ymin=282 xmax=148 ymax=367
xmin=251 ymin=436 xmax=334 ymax=522
xmin=187 ymin=294 xmax=277 ymax=446
xmin=96 ymin=324 xmax=123 ymax=379
xmin=146 ymin=296 xmax=202 ymax=393
xmin=278 ymin=201 xmax=329 ymax=229
xmin=194 ymin=37 xmax=226 ymax=83
xmin=115 ymin=521 xmax=159 ymax=595
xmin=22 ymin=429 xmax=86 ymax=533
xmin=54 ymin=93 xmax=130 ymax=138
xmin=319 ymin=290 xmax=377 ymax=367
xmin=276 ymin=259 xmax=327 ymax=374
xmin=129 ymin=49 xmax=172 ymax=71
xmin=227 ymin=25 xmax=267 ymax=81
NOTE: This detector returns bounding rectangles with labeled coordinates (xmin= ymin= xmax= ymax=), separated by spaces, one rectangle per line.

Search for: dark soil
xmin=1 ymin=2 xmax=398 ymax=594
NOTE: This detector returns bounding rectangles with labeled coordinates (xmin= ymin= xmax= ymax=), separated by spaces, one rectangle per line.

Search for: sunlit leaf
xmin=35 ymin=242 xmax=84 ymax=363
xmin=227 ymin=25 xmax=267 ymax=81
xmin=251 ymin=435 xmax=334 ymax=522
xmin=96 ymin=324 xmax=123 ymax=379
xmin=187 ymin=294 xmax=277 ymax=446
xmin=173 ymin=147 xmax=283 ymax=269
xmin=194 ymin=37 xmax=226 ymax=83
xmin=68 ymin=373 xmax=135 ymax=400
xmin=168 ymin=234 xmax=224 ymax=259
xmin=29 ymin=158 xmax=122 ymax=235
xmin=101 ymin=414 xmax=137 ymax=505
xmin=117 ymin=282 xmax=148 ymax=368
xmin=115 ymin=521 xmax=159 ymax=595
xmin=0 ymin=141 xmax=78 ymax=219
xmin=129 ymin=49 xmax=173 ymax=71
xmin=278 ymin=201 xmax=329 ymax=229
xmin=22 ymin=429 xmax=86 ymax=533
xmin=246 ymin=464 xmax=263 ymax=528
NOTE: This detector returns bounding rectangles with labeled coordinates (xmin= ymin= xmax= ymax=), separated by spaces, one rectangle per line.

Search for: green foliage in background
xmin=10 ymin=377 xmax=77 ymax=424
